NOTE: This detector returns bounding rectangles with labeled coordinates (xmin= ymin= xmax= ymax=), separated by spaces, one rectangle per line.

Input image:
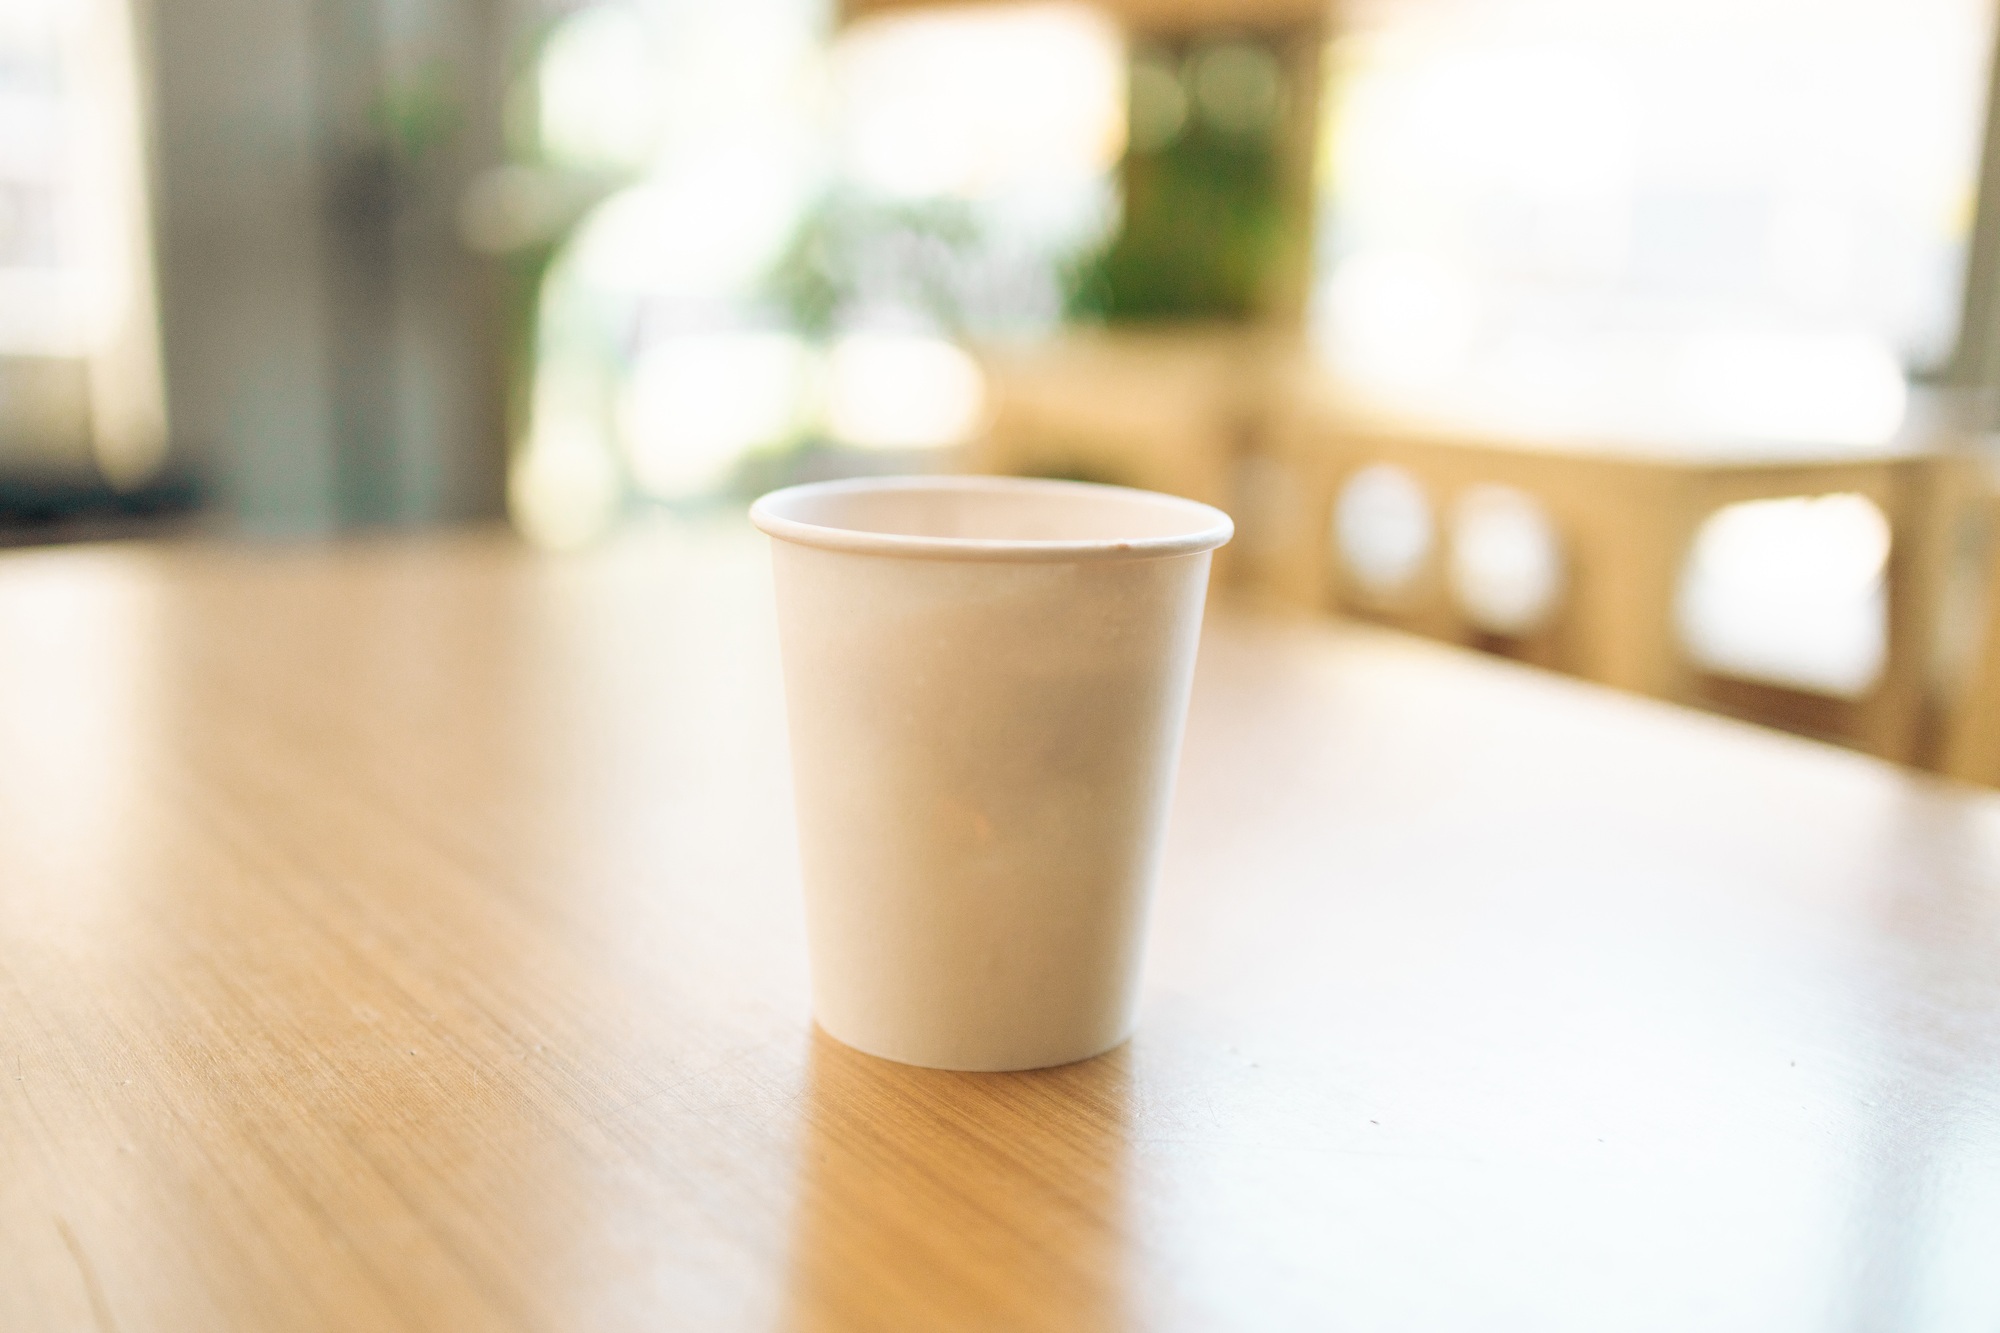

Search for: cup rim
xmin=750 ymin=474 xmax=1234 ymax=563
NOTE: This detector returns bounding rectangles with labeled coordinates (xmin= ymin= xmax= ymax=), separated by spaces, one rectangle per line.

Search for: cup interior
xmin=751 ymin=476 xmax=1233 ymax=562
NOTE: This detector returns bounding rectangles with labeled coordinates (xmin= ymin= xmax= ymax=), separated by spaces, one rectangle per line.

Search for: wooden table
xmin=5 ymin=524 xmax=1999 ymax=1332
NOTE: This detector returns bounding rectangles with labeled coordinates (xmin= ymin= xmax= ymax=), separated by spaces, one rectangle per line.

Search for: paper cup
xmin=751 ymin=475 xmax=1232 ymax=1071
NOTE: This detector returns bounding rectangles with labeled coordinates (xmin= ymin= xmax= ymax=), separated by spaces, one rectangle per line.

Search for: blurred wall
xmin=147 ymin=0 xmax=513 ymax=534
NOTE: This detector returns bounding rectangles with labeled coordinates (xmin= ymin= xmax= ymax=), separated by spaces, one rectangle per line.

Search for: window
xmin=1313 ymin=0 xmax=1993 ymax=451
xmin=0 ymin=0 xmax=164 ymax=486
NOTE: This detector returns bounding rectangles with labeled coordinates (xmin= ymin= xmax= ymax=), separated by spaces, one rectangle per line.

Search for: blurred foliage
xmin=765 ymin=190 xmax=987 ymax=339
xmin=1071 ymin=41 xmax=1290 ymax=322
xmin=370 ymin=58 xmax=463 ymax=166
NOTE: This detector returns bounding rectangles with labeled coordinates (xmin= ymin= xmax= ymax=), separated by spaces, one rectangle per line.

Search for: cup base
xmin=812 ymin=1017 xmax=1134 ymax=1073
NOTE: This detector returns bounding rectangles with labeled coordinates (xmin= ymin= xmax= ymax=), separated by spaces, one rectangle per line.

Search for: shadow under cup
xmin=752 ymin=476 xmax=1232 ymax=1071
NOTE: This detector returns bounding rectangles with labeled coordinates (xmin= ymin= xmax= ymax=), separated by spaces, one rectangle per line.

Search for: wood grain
xmin=4 ymin=522 xmax=2000 ymax=1332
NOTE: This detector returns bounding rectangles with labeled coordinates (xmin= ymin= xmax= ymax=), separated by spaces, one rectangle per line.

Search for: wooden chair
xmin=1940 ymin=470 xmax=2000 ymax=785
xmin=1258 ymin=375 xmax=1956 ymax=765
xmin=965 ymin=330 xmax=1957 ymax=765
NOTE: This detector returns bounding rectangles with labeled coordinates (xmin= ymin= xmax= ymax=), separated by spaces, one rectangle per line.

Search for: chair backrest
xmin=1941 ymin=483 xmax=2000 ymax=785
xmin=1264 ymin=381 xmax=1954 ymax=765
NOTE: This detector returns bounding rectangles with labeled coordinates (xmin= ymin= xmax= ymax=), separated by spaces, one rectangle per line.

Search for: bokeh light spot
xmin=825 ymin=333 xmax=986 ymax=451
xmin=620 ymin=332 xmax=814 ymax=499
xmin=1333 ymin=463 xmax=1434 ymax=596
xmin=1678 ymin=494 xmax=1892 ymax=697
xmin=1450 ymin=485 xmax=1564 ymax=635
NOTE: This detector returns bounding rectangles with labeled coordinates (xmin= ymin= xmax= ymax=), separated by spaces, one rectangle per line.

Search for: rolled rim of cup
xmin=749 ymin=474 xmax=1234 ymax=563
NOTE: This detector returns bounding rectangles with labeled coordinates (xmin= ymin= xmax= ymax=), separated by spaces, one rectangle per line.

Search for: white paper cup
xmin=751 ymin=475 xmax=1232 ymax=1071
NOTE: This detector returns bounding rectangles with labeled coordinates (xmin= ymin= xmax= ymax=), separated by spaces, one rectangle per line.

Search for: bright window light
xmin=537 ymin=4 xmax=665 ymax=171
xmin=513 ymin=0 xmax=832 ymax=537
xmin=1675 ymin=330 xmax=1908 ymax=448
xmin=513 ymin=0 xmax=1113 ymax=536
xmin=620 ymin=332 xmax=814 ymax=497
xmin=1678 ymin=494 xmax=1892 ymax=697
xmin=1318 ymin=249 xmax=1478 ymax=393
xmin=511 ymin=366 xmax=623 ymax=550
xmin=0 ymin=0 xmax=165 ymax=484
xmin=824 ymin=332 xmax=986 ymax=450
xmin=832 ymin=3 xmax=1125 ymax=201
xmin=570 ymin=169 xmax=806 ymax=302
xmin=1314 ymin=0 xmax=1990 ymax=450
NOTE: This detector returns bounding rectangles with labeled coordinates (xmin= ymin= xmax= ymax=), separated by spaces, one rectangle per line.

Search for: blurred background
xmin=13 ymin=0 xmax=2000 ymax=779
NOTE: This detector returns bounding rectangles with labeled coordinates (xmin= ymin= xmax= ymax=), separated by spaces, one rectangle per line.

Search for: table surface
xmin=5 ymin=524 xmax=1999 ymax=1333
